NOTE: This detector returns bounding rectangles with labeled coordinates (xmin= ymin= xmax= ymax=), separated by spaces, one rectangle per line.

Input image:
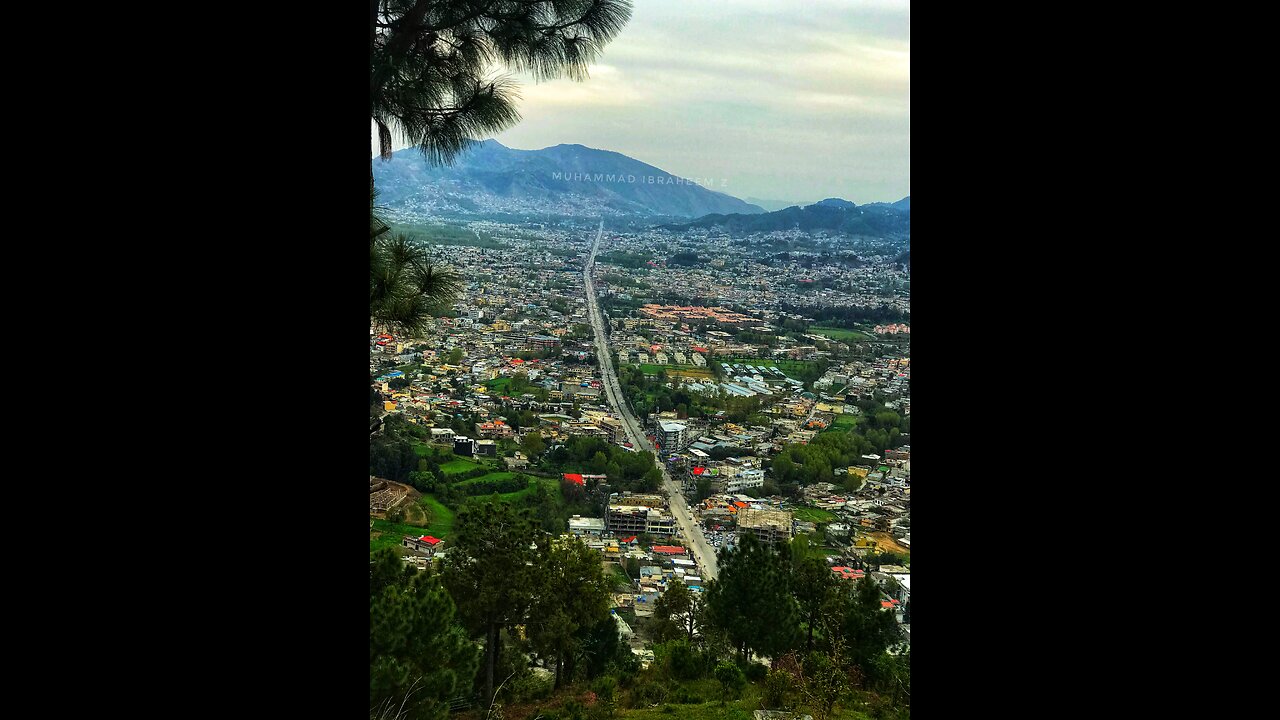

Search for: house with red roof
xmin=402 ymin=534 xmax=444 ymax=556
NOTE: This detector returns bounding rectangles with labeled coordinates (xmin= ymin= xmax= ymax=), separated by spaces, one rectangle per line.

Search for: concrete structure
xmin=737 ymin=508 xmax=794 ymax=546
xmin=568 ymin=515 xmax=606 ymax=537
xmin=657 ymin=420 xmax=687 ymax=455
xmin=606 ymin=503 xmax=677 ymax=536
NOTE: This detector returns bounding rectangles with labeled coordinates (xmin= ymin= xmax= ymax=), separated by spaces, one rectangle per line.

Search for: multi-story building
xmin=599 ymin=416 xmax=625 ymax=444
xmin=606 ymin=494 xmax=677 ymax=536
xmin=737 ymin=508 xmax=793 ymax=546
xmin=657 ymin=420 xmax=687 ymax=455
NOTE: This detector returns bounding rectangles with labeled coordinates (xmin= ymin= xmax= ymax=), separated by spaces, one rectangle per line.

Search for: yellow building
xmin=384 ymin=400 xmax=397 ymax=412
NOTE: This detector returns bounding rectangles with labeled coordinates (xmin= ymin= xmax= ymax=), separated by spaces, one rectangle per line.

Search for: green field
xmin=824 ymin=413 xmax=862 ymax=433
xmin=792 ymin=506 xmax=838 ymax=524
xmin=495 ymin=478 xmax=558 ymax=502
xmin=633 ymin=363 xmax=713 ymax=378
xmin=370 ymin=495 xmax=456 ymax=553
xmin=485 ymin=377 xmax=513 ymax=394
xmin=455 ymin=471 xmax=517 ymax=487
xmin=439 ymin=458 xmax=484 ymax=475
xmin=811 ymin=326 xmax=872 ymax=342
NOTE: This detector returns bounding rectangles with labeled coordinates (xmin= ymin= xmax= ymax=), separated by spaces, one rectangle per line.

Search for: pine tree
xmin=527 ymin=537 xmax=612 ymax=688
xmin=441 ymin=500 xmax=543 ymax=709
xmin=371 ymin=0 xmax=634 ymax=166
xmin=704 ymin=533 xmax=800 ymax=662
xmin=370 ymin=548 xmax=480 ymax=720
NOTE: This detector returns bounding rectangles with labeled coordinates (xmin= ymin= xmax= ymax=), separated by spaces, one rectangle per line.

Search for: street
xmin=583 ymin=221 xmax=719 ymax=581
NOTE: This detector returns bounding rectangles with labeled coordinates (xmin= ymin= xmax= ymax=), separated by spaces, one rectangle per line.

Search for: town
xmin=370 ymin=217 xmax=911 ymax=670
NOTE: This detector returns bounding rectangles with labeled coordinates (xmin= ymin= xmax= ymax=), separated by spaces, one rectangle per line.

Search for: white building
xmin=657 ymin=420 xmax=687 ymax=455
xmin=568 ymin=515 xmax=606 ymax=537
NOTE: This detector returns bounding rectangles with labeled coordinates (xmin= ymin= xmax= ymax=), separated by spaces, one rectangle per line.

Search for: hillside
xmin=373 ymin=140 xmax=766 ymax=219
xmin=661 ymin=197 xmax=910 ymax=239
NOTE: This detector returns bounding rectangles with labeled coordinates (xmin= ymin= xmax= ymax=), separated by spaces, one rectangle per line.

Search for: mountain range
xmin=373 ymin=140 xmax=766 ymax=219
xmin=661 ymin=196 xmax=910 ymax=238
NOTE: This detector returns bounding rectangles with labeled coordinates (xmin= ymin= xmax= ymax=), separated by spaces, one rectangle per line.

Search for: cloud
xmin=377 ymin=0 xmax=909 ymax=203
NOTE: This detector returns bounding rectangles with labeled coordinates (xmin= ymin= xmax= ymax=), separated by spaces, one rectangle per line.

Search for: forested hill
xmin=663 ymin=197 xmax=910 ymax=238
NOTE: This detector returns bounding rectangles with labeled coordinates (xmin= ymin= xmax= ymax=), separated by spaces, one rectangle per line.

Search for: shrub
xmin=508 ymin=672 xmax=554 ymax=702
xmin=742 ymin=661 xmax=767 ymax=683
xmin=672 ymin=686 xmax=704 ymax=704
xmin=661 ymin=639 xmax=703 ymax=680
xmin=627 ymin=681 xmax=666 ymax=708
xmin=763 ymin=669 xmax=796 ymax=710
xmin=591 ymin=676 xmax=618 ymax=705
xmin=714 ymin=661 xmax=747 ymax=703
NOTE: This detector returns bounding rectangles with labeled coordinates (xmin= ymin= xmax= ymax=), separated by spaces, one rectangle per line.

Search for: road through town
xmin=584 ymin=221 xmax=719 ymax=581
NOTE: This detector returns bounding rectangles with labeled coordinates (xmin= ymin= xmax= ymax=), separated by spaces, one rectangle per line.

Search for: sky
xmin=374 ymin=0 xmax=909 ymax=206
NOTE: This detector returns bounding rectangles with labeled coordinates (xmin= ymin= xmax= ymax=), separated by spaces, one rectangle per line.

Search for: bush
xmin=660 ymin=639 xmax=704 ymax=681
xmin=742 ymin=661 xmax=767 ymax=683
xmin=672 ymin=686 xmax=704 ymax=704
xmin=714 ymin=661 xmax=746 ymax=703
xmin=591 ymin=676 xmax=618 ymax=705
xmin=561 ymin=698 xmax=587 ymax=720
xmin=507 ymin=672 xmax=554 ymax=703
xmin=763 ymin=669 xmax=796 ymax=710
xmin=627 ymin=681 xmax=667 ymax=708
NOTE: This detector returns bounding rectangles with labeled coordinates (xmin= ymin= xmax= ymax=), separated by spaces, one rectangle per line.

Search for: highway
xmin=583 ymin=221 xmax=719 ymax=581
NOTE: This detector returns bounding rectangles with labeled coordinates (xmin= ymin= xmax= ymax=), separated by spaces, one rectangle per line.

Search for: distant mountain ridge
xmin=373 ymin=140 xmax=765 ymax=218
xmin=663 ymin=196 xmax=910 ymax=238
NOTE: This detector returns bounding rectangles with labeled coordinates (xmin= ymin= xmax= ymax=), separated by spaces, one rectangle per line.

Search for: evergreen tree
xmin=370 ymin=549 xmax=480 ymax=720
xmin=441 ymin=499 xmax=542 ymax=709
xmin=371 ymin=0 xmax=633 ymax=166
xmin=704 ymin=533 xmax=799 ymax=662
xmin=792 ymin=554 xmax=837 ymax=653
xmin=833 ymin=576 xmax=901 ymax=673
xmin=527 ymin=537 xmax=612 ymax=688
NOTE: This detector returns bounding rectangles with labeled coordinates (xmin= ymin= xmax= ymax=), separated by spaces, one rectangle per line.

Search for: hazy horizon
xmin=373 ymin=0 xmax=909 ymax=206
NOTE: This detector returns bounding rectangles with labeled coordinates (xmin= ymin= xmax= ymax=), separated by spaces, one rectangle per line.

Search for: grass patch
xmin=455 ymin=471 xmax=517 ymax=487
xmin=495 ymin=478 xmax=557 ymax=503
xmin=823 ymin=413 xmax=861 ymax=433
xmin=811 ymin=326 xmax=872 ymax=341
xmin=369 ymin=495 xmax=456 ymax=553
xmin=417 ymin=495 xmax=455 ymax=537
xmin=609 ymin=562 xmax=634 ymax=591
xmin=630 ymin=363 xmax=714 ymax=379
xmin=793 ymin=506 xmax=838 ymax=524
xmin=439 ymin=458 xmax=483 ymax=475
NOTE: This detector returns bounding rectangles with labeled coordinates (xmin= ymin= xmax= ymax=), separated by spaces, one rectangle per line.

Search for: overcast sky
xmin=376 ymin=0 xmax=909 ymax=205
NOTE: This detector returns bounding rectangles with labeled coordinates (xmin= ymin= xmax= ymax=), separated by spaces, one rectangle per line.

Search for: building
xmin=724 ymin=468 xmax=765 ymax=494
xmin=599 ymin=416 xmax=625 ymax=444
xmin=453 ymin=436 xmax=476 ymax=456
xmin=527 ymin=334 xmax=561 ymax=351
xmin=737 ymin=508 xmax=793 ymax=546
xmin=402 ymin=535 xmax=443 ymax=556
xmin=568 ymin=515 xmax=606 ymax=537
xmin=606 ymin=502 xmax=677 ymax=537
xmin=657 ymin=420 xmax=687 ymax=455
